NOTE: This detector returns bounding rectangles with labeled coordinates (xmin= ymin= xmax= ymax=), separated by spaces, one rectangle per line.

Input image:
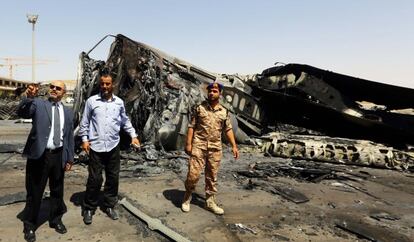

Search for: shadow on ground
xmin=70 ymin=191 xmax=85 ymax=207
xmin=163 ymin=189 xmax=205 ymax=209
xmin=16 ymin=198 xmax=56 ymax=230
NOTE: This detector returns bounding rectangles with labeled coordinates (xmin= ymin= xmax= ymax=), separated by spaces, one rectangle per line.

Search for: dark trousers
xmin=83 ymin=145 xmax=120 ymax=211
xmin=23 ymin=148 xmax=66 ymax=230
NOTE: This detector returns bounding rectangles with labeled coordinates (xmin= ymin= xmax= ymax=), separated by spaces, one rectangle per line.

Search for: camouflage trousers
xmin=185 ymin=147 xmax=222 ymax=195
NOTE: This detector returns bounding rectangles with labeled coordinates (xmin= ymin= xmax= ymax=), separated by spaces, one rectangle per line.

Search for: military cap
xmin=206 ymin=82 xmax=224 ymax=91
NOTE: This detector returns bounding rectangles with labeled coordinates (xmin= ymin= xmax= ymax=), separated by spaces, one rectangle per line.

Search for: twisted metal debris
xmin=261 ymin=132 xmax=414 ymax=170
xmin=73 ymin=35 xmax=239 ymax=150
xmin=73 ymin=34 xmax=414 ymax=171
xmin=0 ymin=99 xmax=19 ymax=120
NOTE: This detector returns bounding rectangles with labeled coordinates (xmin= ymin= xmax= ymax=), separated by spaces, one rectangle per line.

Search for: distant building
xmin=60 ymin=80 xmax=76 ymax=97
xmin=61 ymin=80 xmax=76 ymax=91
xmin=0 ymin=76 xmax=30 ymax=97
xmin=0 ymin=78 xmax=76 ymax=98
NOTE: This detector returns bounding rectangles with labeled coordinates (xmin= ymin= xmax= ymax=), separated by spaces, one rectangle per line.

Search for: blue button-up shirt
xmin=78 ymin=93 xmax=137 ymax=152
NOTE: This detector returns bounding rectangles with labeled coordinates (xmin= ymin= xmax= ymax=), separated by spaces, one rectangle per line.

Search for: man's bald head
xmin=49 ymin=80 xmax=66 ymax=102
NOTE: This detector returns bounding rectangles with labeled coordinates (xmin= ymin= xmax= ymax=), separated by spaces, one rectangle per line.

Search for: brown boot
xmin=181 ymin=191 xmax=192 ymax=212
xmin=205 ymin=194 xmax=224 ymax=215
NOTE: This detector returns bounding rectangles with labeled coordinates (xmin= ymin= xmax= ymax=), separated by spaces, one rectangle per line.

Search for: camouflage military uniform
xmin=184 ymin=100 xmax=233 ymax=195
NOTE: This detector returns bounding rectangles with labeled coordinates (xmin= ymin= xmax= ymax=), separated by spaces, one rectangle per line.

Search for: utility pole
xmin=26 ymin=14 xmax=38 ymax=83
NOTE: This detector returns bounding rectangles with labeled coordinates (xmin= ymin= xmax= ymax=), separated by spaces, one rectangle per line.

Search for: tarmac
xmin=0 ymin=120 xmax=413 ymax=242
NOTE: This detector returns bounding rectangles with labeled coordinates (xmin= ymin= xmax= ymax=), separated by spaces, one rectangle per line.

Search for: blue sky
xmin=1 ymin=0 xmax=413 ymax=88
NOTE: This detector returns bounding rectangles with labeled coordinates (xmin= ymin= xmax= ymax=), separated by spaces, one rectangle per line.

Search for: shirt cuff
xmin=82 ymin=136 xmax=89 ymax=142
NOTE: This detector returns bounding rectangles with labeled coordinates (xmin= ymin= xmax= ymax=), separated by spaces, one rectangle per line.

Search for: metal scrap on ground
xmin=119 ymin=197 xmax=192 ymax=242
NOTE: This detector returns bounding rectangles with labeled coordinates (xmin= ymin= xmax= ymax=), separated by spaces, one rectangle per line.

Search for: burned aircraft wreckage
xmin=71 ymin=34 xmax=414 ymax=171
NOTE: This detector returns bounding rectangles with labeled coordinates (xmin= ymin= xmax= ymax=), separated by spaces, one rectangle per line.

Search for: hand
xmin=82 ymin=141 xmax=90 ymax=154
xmin=185 ymin=144 xmax=192 ymax=156
xmin=25 ymin=84 xmax=39 ymax=98
xmin=131 ymin=137 xmax=141 ymax=149
xmin=65 ymin=161 xmax=73 ymax=171
xmin=232 ymin=146 xmax=239 ymax=159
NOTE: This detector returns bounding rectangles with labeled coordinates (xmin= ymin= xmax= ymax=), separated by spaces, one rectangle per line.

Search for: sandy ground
xmin=0 ymin=121 xmax=413 ymax=242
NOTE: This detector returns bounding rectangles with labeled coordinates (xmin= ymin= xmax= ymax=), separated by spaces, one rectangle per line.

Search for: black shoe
xmin=23 ymin=229 xmax=36 ymax=242
xmin=50 ymin=221 xmax=67 ymax=234
xmin=82 ymin=210 xmax=93 ymax=225
xmin=103 ymin=207 xmax=119 ymax=220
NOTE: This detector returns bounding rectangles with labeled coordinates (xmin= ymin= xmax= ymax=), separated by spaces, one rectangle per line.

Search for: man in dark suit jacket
xmin=17 ymin=81 xmax=74 ymax=242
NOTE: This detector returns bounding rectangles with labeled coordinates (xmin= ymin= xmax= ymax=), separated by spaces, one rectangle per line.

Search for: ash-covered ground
xmin=0 ymin=120 xmax=413 ymax=242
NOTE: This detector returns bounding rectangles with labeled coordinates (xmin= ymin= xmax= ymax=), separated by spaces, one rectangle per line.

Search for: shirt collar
xmin=205 ymin=101 xmax=222 ymax=111
xmin=97 ymin=93 xmax=116 ymax=102
xmin=50 ymin=100 xmax=62 ymax=107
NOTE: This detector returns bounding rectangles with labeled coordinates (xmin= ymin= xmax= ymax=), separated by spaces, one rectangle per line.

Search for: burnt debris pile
xmin=75 ymin=143 xmax=187 ymax=178
xmin=74 ymin=35 xmax=210 ymax=150
xmin=0 ymin=99 xmax=19 ymax=120
xmin=261 ymin=132 xmax=414 ymax=171
xmin=71 ymin=34 xmax=414 ymax=169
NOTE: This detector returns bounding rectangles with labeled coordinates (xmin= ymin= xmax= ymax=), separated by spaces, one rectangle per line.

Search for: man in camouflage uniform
xmin=182 ymin=82 xmax=239 ymax=215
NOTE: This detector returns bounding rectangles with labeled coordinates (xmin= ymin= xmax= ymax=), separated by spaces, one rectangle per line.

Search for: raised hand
xmin=25 ymin=84 xmax=39 ymax=98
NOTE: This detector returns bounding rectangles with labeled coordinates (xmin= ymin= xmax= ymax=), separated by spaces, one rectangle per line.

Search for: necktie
xmin=53 ymin=103 xmax=61 ymax=147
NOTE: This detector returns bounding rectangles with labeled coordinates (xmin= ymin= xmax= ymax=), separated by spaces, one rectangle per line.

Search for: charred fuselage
xmin=73 ymin=34 xmax=414 ymax=153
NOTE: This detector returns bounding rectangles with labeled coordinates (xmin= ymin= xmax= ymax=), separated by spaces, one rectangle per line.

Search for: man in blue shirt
xmin=79 ymin=72 xmax=140 ymax=224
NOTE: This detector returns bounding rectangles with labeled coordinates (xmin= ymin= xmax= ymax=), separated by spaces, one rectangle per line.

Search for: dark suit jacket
xmin=17 ymin=97 xmax=75 ymax=168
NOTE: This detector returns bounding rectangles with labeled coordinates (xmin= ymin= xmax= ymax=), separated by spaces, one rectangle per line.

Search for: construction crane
xmin=0 ymin=63 xmax=45 ymax=79
xmin=0 ymin=57 xmax=57 ymax=80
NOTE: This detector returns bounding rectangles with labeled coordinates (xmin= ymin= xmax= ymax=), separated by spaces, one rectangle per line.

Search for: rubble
xmin=73 ymin=34 xmax=414 ymax=171
xmin=0 ymin=84 xmax=53 ymax=121
xmin=261 ymin=132 xmax=414 ymax=171
xmin=335 ymin=217 xmax=411 ymax=242
xmin=249 ymin=179 xmax=309 ymax=204
xmin=0 ymin=99 xmax=19 ymax=120
xmin=236 ymin=159 xmax=395 ymax=205
xmin=1 ymin=143 xmax=413 ymax=241
xmin=0 ymin=34 xmax=413 ymax=241
xmin=254 ymin=63 xmax=414 ymax=145
xmin=237 ymin=159 xmax=375 ymax=183
xmin=227 ymin=223 xmax=258 ymax=235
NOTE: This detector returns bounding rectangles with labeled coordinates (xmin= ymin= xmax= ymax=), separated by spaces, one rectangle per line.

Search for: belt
xmin=45 ymin=147 xmax=63 ymax=153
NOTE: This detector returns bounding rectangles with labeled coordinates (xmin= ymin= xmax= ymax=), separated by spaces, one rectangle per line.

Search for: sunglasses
xmin=50 ymin=84 xmax=63 ymax=91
